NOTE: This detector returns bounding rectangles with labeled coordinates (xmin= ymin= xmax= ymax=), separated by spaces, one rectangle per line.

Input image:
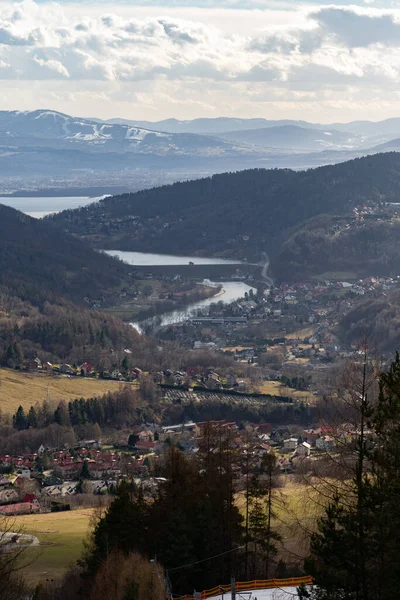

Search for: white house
xmin=283 ymin=438 xmax=298 ymax=452
xmin=296 ymin=442 xmax=311 ymax=457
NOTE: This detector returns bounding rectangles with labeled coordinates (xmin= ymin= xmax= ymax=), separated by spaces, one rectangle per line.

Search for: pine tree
xmin=27 ymin=406 xmax=38 ymax=429
xmin=80 ymin=460 xmax=91 ymax=480
xmin=13 ymin=405 xmax=27 ymax=430
xmin=54 ymin=400 xmax=71 ymax=426
xmin=304 ymin=353 xmax=400 ymax=600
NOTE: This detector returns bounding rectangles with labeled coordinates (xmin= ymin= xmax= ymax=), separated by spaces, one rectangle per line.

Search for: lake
xmin=104 ymin=250 xmax=243 ymax=266
xmin=0 ymin=195 xmax=256 ymax=329
xmin=0 ymin=196 xmax=101 ymax=218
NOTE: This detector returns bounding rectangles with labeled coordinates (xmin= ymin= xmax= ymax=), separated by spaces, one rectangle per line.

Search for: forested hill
xmin=0 ymin=204 xmax=151 ymax=370
xmin=0 ymin=204 xmax=129 ymax=305
xmin=48 ymin=153 xmax=400 ymax=266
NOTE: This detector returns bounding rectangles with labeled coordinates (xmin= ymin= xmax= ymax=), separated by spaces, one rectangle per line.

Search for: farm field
xmin=14 ymin=508 xmax=96 ymax=584
xmin=0 ymin=369 xmax=133 ymax=413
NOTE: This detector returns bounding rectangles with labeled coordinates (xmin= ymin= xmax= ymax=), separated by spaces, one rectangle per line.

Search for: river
xmin=0 ymin=195 xmax=256 ymax=329
xmin=107 ymin=250 xmax=255 ymax=331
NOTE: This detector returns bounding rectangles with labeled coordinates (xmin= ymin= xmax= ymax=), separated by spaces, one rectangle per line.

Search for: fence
xmin=175 ymin=575 xmax=313 ymax=600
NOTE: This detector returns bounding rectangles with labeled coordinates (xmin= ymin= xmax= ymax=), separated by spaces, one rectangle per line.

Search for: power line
xmin=166 ymin=533 xmax=275 ymax=573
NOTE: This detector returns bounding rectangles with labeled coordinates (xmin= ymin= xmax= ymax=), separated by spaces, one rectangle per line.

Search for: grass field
xmin=285 ymin=327 xmax=315 ymax=340
xmin=0 ymin=369 xmax=134 ymax=414
xmin=14 ymin=508 xmax=95 ymax=584
xmin=258 ymin=380 xmax=317 ymax=403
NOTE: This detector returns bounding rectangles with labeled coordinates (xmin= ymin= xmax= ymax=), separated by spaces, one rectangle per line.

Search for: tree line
xmin=35 ymin=423 xmax=284 ymax=600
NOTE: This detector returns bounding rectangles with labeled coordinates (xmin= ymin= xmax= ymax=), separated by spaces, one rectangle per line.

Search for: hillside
xmin=336 ymin=290 xmax=400 ymax=353
xmin=0 ymin=369 xmax=129 ymax=413
xmin=219 ymin=125 xmax=358 ymax=151
xmin=0 ymin=204 xmax=150 ymax=369
xmin=0 ymin=203 xmax=130 ymax=305
xmin=274 ymin=218 xmax=400 ymax=280
xmin=49 ymin=153 xmax=400 ymax=278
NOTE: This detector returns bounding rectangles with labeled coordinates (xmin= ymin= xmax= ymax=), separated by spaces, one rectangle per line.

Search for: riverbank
xmin=105 ymin=283 xmax=223 ymax=323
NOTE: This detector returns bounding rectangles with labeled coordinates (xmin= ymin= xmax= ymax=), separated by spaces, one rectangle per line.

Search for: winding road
xmin=260 ymin=252 xmax=273 ymax=287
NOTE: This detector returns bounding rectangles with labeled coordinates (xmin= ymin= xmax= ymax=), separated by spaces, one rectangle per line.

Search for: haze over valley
xmin=4 ymin=1 xmax=400 ymax=599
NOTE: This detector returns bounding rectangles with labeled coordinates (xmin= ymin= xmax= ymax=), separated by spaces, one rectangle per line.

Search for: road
xmin=260 ymin=252 xmax=273 ymax=287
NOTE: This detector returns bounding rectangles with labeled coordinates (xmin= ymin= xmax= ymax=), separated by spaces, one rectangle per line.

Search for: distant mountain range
xmin=106 ymin=115 xmax=400 ymax=141
xmin=3 ymin=110 xmax=400 ymax=190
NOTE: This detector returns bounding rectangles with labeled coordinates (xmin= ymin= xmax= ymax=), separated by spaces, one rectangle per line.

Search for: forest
xmin=49 ymin=153 xmax=400 ymax=276
xmin=0 ymin=204 xmax=131 ymax=305
xmin=0 ymin=204 xmax=156 ymax=368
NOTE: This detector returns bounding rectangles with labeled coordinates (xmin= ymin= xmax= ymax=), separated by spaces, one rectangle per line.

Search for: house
xmin=0 ymin=489 xmax=19 ymax=505
xmin=111 ymin=369 xmax=123 ymax=380
xmin=25 ymin=357 xmax=41 ymax=371
xmin=296 ymin=442 xmax=311 ymax=457
xmin=237 ymin=380 xmax=249 ymax=393
xmin=59 ymin=462 xmax=83 ymax=480
xmin=173 ymin=372 xmax=185 ymax=385
xmin=76 ymin=440 xmax=100 ymax=450
xmin=0 ymin=502 xmax=39 ymax=516
xmin=316 ymin=436 xmax=336 ymax=453
xmin=302 ymin=429 xmax=320 ymax=446
xmin=16 ymin=468 xmax=31 ymax=479
xmin=134 ymin=441 xmax=157 ymax=454
xmin=132 ymin=428 xmax=154 ymax=442
xmin=128 ymin=367 xmax=142 ymax=380
xmin=22 ymin=494 xmax=39 ymax=506
xmin=80 ymin=362 xmax=93 ymax=377
xmin=226 ymin=373 xmax=238 ymax=387
xmin=283 ymin=438 xmax=298 ymax=452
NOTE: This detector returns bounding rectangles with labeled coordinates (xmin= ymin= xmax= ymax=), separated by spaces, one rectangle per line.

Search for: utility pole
xmin=244 ymin=444 xmax=250 ymax=581
xmin=231 ymin=576 xmax=236 ymax=600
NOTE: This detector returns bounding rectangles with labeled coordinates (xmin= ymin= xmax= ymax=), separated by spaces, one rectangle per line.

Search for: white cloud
xmin=0 ymin=1 xmax=400 ymax=120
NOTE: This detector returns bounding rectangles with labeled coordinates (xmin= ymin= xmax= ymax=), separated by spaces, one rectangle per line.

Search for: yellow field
xmin=0 ymin=369 xmax=134 ymax=413
xmin=14 ymin=508 xmax=95 ymax=584
xmin=285 ymin=327 xmax=315 ymax=340
xmin=258 ymin=380 xmax=317 ymax=403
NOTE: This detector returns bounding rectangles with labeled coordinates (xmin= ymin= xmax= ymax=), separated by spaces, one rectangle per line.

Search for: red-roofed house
xmin=0 ymin=502 xmax=39 ymax=516
xmin=80 ymin=362 xmax=93 ymax=377
xmin=22 ymin=494 xmax=39 ymax=506
xmin=135 ymin=441 xmax=157 ymax=453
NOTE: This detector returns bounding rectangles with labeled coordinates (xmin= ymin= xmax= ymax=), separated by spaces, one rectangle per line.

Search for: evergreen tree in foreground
xmin=303 ymin=353 xmax=400 ymax=600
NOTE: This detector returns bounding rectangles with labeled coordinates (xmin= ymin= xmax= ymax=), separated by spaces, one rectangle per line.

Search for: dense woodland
xmin=0 ymin=204 xmax=130 ymax=304
xmin=0 ymin=204 xmax=159 ymax=368
xmin=50 ymin=153 xmax=400 ymax=276
xmin=274 ymin=218 xmax=400 ymax=279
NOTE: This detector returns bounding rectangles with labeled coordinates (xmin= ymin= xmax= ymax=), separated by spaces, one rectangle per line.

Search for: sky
xmin=2 ymin=0 xmax=400 ymax=122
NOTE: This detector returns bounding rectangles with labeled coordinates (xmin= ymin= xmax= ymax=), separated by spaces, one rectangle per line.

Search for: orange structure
xmin=176 ymin=575 xmax=313 ymax=600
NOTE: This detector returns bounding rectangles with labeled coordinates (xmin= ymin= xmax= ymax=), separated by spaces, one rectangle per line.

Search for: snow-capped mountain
xmin=0 ymin=109 xmax=255 ymax=156
xmin=0 ymin=109 xmax=400 ymax=188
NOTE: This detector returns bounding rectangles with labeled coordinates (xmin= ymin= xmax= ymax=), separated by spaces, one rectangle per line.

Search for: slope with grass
xmin=14 ymin=508 xmax=95 ymax=584
xmin=0 ymin=369 xmax=135 ymax=413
